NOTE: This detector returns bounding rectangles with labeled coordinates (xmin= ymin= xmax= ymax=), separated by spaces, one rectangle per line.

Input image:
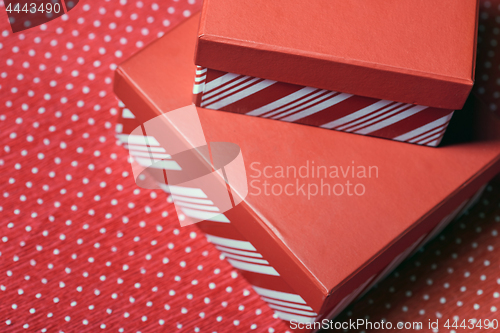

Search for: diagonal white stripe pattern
xmin=171 ymin=195 xmax=214 ymax=205
xmin=355 ymin=105 xmax=428 ymax=135
xmin=268 ymin=304 xmax=317 ymax=317
xmin=246 ymin=87 xmax=317 ymax=116
xmin=205 ymin=235 xmax=280 ymax=275
xmin=265 ymin=89 xmax=328 ymax=119
xmin=418 ymin=132 xmax=447 ymax=146
xmin=122 ymin=108 xmax=135 ymax=119
xmin=203 ymin=79 xmax=277 ymax=110
xmin=124 ymin=145 xmax=166 ymax=153
xmin=134 ymin=157 xmax=182 ymax=170
xmin=221 ymin=252 xmax=270 ymax=265
xmin=426 ymin=139 xmax=440 ymax=147
xmin=169 ymin=185 xmax=207 ymax=198
xmin=201 ymin=76 xmax=259 ymax=107
xmin=193 ymin=82 xmax=205 ymax=95
xmin=198 ymin=69 xmax=449 ymax=146
xmin=344 ymin=103 xmax=413 ymax=133
xmin=118 ymin=134 xmax=160 ymax=146
xmin=338 ymin=103 xmax=406 ymax=132
xmin=165 ymin=187 xmax=232 ymax=224
xmin=393 ymin=114 xmax=454 ymax=142
xmin=175 ymin=201 xmax=220 ymax=212
xmin=201 ymin=75 xmax=252 ymax=101
xmin=261 ymin=297 xmax=314 ymax=311
xmin=320 ymin=99 xmax=394 ymax=129
xmin=273 ymin=311 xmax=316 ymax=323
xmin=409 ymin=125 xmax=447 ymax=144
xmin=271 ymin=91 xmax=337 ymax=120
xmin=252 ymin=286 xmax=317 ymax=322
xmin=196 ymin=66 xmax=207 ymax=74
xmin=128 ymin=151 xmax=171 ymax=159
xmin=181 ymin=208 xmax=230 ymax=223
xmin=194 ymin=75 xmax=206 ymax=83
xmin=252 ymin=286 xmax=307 ymax=304
xmin=280 ymin=93 xmax=353 ymax=122
xmin=215 ymin=245 xmax=263 ymax=258
xmin=206 ymin=234 xmax=257 ymax=251
xmin=204 ymin=72 xmax=241 ymax=93
xmin=227 ymin=259 xmax=280 ymax=276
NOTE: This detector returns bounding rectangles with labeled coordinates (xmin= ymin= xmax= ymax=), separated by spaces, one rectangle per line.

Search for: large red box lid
xmin=195 ymin=0 xmax=479 ymax=110
xmin=115 ymin=14 xmax=500 ymax=330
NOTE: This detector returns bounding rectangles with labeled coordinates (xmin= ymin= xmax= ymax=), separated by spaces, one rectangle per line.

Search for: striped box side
xmin=193 ymin=66 xmax=455 ymax=147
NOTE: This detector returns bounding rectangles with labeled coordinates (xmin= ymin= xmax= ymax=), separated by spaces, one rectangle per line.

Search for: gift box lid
xmin=195 ymin=0 xmax=479 ymax=110
xmin=115 ymin=14 xmax=500 ymax=309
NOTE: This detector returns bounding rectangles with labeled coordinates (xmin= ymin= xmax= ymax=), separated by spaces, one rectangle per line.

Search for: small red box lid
xmin=195 ymin=0 xmax=479 ymax=110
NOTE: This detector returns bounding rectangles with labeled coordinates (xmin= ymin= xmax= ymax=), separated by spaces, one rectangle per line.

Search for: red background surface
xmin=0 ymin=1 xmax=499 ymax=332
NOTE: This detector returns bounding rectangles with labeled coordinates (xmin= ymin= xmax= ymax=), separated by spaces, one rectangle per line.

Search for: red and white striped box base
xmin=193 ymin=66 xmax=455 ymax=147
xmin=115 ymin=106 xmax=320 ymax=326
xmin=115 ymin=105 xmax=486 ymax=331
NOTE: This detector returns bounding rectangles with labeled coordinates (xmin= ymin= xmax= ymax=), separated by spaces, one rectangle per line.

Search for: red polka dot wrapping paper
xmin=0 ymin=1 xmax=288 ymax=332
xmin=0 ymin=2 xmax=499 ymax=333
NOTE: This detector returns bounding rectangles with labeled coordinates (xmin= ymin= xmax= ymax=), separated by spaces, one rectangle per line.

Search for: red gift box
xmin=192 ymin=0 xmax=480 ymax=146
xmin=114 ymin=14 xmax=500 ymax=332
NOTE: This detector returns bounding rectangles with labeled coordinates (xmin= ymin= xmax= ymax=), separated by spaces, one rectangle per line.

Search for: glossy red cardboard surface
xmin=115 ymin=13 xmax=500 ymax=326
xmin=195 ymin=0 xmax=479 ymax=110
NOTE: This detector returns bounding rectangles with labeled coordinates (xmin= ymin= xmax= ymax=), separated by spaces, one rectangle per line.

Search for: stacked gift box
xmin=113 ymin=1 xmax=500 ymax=332
xmin=192 ymin=0 xmax=479 ymax=146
